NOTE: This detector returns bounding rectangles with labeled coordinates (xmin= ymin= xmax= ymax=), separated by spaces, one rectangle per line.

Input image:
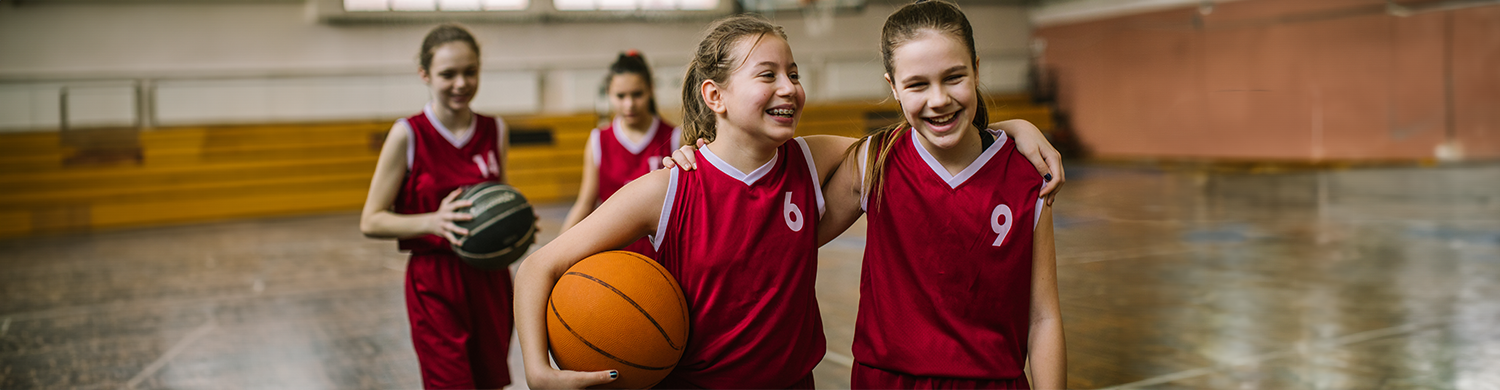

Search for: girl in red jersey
xmin=561 ymin=51 xmax=680 ymax=256
xmin=357 ymin=24 xmax=516 ymax=390
xmin=518 ymin=13 xmax=1065 ymax=390
xmin=516 ymin=15 xmax=851 ymax=389
xmin=817 ymin=1 xmax=1065 ymax=388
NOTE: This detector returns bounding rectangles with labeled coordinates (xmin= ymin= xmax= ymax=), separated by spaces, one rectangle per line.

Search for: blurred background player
xmin=560 ymin=50 xmax=680 ymax=257
xmin=357 ymin=24 xmax=516 ymax=390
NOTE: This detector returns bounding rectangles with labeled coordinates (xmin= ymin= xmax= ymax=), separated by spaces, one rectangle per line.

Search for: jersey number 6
xmin=784 ymin=192 xmax=804 ymax=232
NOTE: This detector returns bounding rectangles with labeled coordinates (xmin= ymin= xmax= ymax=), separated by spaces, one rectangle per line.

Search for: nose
xmin=774 ymin=75 xmax=797 ymax=98
xmin=928 ymin=84 xmax=954 ymax=110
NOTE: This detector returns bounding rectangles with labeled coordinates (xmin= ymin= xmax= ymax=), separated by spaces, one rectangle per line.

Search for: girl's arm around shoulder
xmin=816 ymin=137 xmax=867 ymax=247
xmin=513 ymin=168 xmax=672 ymax=389
xmin=359 ymin=121 xmax=473 ymax=242
xmin=989 ymin=119 xmax=1065 ymax=205
xmin=1027 ymin=204 xmax=1066 ymax=389
xmin=799 ymin=135 xmax=859 ymax=185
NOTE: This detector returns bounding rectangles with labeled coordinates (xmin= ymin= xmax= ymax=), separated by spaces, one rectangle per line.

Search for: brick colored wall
xmin=1035 ymin=0 xmax=1500 ymax=161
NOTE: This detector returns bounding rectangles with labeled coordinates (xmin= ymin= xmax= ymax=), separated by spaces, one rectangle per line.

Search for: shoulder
xmin=387 ymin=118 xmax=413 ymax=141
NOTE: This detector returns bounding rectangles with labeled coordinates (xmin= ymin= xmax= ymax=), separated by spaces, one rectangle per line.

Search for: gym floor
xmin=3 ymin=162 xmax=1498 ymax=389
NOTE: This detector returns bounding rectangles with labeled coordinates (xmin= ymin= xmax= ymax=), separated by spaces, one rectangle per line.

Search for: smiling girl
xmin=358 ymin=24 xmax=515 ymax=389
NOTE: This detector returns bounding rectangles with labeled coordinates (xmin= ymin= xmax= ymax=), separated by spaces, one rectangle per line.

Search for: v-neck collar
xmin=700 ymin=145 xmax=777 ymax=186
xmin=425 ymin=103 xmax=476 ymax=149
xmin=910 ymin=127 xmax=1006 ymax=189
xmin=612 ymin=116 xmax=661 ymax=155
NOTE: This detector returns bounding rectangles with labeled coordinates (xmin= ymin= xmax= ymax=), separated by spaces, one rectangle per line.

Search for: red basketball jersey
xmin=651 ymin=138 xmax=826 ymax=388
xmin=395 ymin=107 xmax=506 ymax=254
xmin=852 ymin=128 xmax=1044 ymax=379
xmin=591 ymin=117 xmax=681 ymax=202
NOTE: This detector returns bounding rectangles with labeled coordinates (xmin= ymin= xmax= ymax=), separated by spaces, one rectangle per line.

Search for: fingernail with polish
xmin=1044 ymin=173 xmax=1053 ymax=182
xmin=609 ymin=370 xmax=619 ymax=379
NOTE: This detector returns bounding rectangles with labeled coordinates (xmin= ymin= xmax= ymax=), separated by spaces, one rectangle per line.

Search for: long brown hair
xmin=858 ymin=0 xmax=989 ymax=209
xmin=680 ymin=15 xmax=787 ymax=146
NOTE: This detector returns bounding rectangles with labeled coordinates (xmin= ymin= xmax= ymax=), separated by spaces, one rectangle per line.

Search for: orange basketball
xmin=547 ymin=250 xmax=689 ymax=389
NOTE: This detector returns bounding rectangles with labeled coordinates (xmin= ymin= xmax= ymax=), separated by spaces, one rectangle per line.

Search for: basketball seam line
xmin=549 ymin=297 xmax=678 ymax=371
xmin=617 ymin=251 xmax=690 ymax=337
xmin=461 ymin=203 xmax=533 ymax=242
xmin=453 ymin=222 xmax=536 ymax=260
xmin=563 ymin=271 xmax=684 ymax=351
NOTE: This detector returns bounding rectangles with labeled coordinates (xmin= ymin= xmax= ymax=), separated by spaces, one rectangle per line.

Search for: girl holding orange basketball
xmin=560 ymin=50 xmax=680 ymax=258
xmin=357 ymin=24 xmax=517 ymax=390
xmin=817 ymin=1 xmax=1066 ymax=387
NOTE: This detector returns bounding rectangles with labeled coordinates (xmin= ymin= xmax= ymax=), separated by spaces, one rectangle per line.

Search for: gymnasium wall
xmin=0 ymin=1 xmax=1033 ymax=131
xmin=1034 ymin=0 xmax=1500 ymax=161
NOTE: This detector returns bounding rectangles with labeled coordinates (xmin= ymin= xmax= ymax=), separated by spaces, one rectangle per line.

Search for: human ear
xmin=702 ymin=79 xmax=727 ymax=115
xmin=419 ymin=68 xmax=432 ymax=85
xmin=884 ymin=73 xmax=898 ymax=101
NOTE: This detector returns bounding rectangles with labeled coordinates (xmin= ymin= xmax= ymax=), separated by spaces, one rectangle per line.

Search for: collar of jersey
xmin=910 ymin=126 xmax=1007 ymax=189
xmin=699 ymin=145 xmax=777 ymax=186
xmin=425 ymin=103 xmax=477 ymax=148
xmin=611 ymin=116 xmax=661 ymax=155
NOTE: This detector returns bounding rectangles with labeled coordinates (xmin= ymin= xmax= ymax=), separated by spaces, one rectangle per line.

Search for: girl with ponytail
xmin=560 ymin=51 xmax=680 ymax=258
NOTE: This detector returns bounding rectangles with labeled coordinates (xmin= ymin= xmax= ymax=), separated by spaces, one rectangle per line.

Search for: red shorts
xmin=852 ymin=362 xmax=1029 ymax=390
xmin=653 ymin=372 xmax=815 ymax=389
xmin=405 ymin=252 xmax=514 ymax=389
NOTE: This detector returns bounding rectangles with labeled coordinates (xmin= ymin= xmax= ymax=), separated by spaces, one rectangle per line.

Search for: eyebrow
xmin=900 ymin=64 xmax=968 ymax=85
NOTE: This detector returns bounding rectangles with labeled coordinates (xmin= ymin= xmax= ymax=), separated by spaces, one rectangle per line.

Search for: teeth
xmin=767 ymin=108 xmax=795 ymax=117
xmin=928 ymin=113 xmax=956 ymax=124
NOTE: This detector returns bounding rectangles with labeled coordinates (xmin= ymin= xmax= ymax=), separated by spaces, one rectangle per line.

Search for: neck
xmin=915 ymin=124 xmax=985 ymax=176
xmin=430 ymin=104 xmax=473 ymax=133
xmin=618 ymin=116 xmax=654 ymax=136
xmin=704 ymin=125 xmax=781 ymax=174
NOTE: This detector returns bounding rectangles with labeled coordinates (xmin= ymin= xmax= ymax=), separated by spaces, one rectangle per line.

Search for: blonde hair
xmin=680 ymin=15 xmax=788 ymax=146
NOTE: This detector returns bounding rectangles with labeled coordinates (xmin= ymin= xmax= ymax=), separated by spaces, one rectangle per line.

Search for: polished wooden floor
xmin=3 ymin=163 xmax=1498 ymax=389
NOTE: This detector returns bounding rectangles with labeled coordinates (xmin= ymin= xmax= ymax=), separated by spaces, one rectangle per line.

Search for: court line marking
xmin=125 ymin=315 xmax=218 ymax=390
xmin=1098 ymin=319 xmax=1447 ymax=390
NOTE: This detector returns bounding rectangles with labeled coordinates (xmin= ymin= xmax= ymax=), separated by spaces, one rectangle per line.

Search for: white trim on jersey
xmin=611 ymin=116 xmax=662 ymax=155
xmin=910 ymin=128 xmax=1008 ymax=189
xmin=588 ymin=129 xmax=602 ymax=167
xmin=859 ymin=140 xmax=870 ymax=212
xmin=652 ymin=168 xmax=680 ymax=251
xmin=793 ymin=138 xmax=827 ymax=217
xmin=423 ymin=103 xmax=478 ymax=149
xmin=1034 ymin=198 xmax=1045 ymax=229
xmin=699 ymin=145 xmax=778 ymax=186
xmin=400 ymin=118 xmax=415 ymax=170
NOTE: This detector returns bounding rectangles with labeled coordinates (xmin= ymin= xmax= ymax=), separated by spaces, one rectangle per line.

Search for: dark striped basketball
xmin=547 ymin=251 xmax=689 ymax=389
xmin=450 ymin=182 xmax=536 ymax=270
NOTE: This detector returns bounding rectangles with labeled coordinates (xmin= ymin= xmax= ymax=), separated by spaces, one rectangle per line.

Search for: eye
xmin=789 ymin=72 xmax=800 ymax=81
xmin=440 ymin=71 xmax=457 ymax=79
xmin=906 ymin=81 xmax=928 ymax=90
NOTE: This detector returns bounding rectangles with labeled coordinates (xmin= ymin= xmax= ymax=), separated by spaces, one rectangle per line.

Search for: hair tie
xmin=626 ymin=49 xmax=640 ymax=57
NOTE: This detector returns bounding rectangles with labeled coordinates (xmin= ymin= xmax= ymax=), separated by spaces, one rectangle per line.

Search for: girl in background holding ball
xmin=357 ymin=23 xmax=516 ymax=390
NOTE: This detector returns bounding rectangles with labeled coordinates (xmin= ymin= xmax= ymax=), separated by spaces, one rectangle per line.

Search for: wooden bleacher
xmin=0 ymin=95 xmax=1049 ymax=238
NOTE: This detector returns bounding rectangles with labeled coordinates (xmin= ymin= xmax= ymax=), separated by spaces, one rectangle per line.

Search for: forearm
xmin=514 ymin=245 xmax=571 ymax=380
xmin=1028 ymin=317 xmax=1066 ymax=390
xmin=360 ymin=210 xmax=434 ymax=239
